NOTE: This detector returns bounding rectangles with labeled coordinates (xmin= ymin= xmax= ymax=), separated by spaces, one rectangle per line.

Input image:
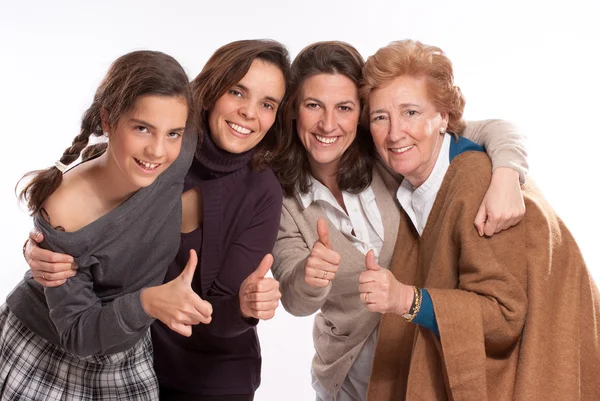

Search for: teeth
xmin=315 ymin=135 xmax=338 ymax=144
xmin=228 ymin=122 xmax=252 ymax=135
xmin=391 ymin=145 xmax=414 ymax=154
xmin=136 ymin=158 xmax=159 ymax=170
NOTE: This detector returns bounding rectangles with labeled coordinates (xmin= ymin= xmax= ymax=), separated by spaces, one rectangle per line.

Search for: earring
xmin=104 ymin=131 xmax=109 ymax=137
xmin=440 ymin=126 xmax=446 ymax=134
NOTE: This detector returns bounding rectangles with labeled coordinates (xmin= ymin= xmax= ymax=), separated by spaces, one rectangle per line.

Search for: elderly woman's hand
xmin=359 ymin=250 xmax=414 ymax=315
xmin=474 ymin=167 xmax=525 ymax=237
xmin=24 ymin=229 xmax=77 ymax=287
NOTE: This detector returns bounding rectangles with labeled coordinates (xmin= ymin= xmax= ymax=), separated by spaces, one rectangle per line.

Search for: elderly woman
xmin=270 ymin=41 xmax=531 ymax=401
xmin=361 ymin=40 xmax=600 ymax=400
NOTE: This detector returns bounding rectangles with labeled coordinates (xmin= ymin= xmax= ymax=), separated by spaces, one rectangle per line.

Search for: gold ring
xmin=365 ymin=292 xmax=370 ymax=304
xmin=322 ymin=270 xmax=328 ymax=280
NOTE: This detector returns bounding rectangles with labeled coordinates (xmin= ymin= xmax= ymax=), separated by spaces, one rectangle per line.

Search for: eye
xmin=371 ymin=115 xmax=388 ymax=122
xmin=338 ymin=105 xmax=352 ymax=112
xmin=135 ymin=125 xmax=149 ymax=133
xmin=305 ymin=103 xmax=320 ymax=110
xmin=168 ymin=132 xmax=182 ymax=139
xmin=406 ymin=110 xmax=419 ymax=117
xmin=229 ymin=89 xmax=243 ymax=98
xmin=262 ymin=102 xmax=275 ymax=110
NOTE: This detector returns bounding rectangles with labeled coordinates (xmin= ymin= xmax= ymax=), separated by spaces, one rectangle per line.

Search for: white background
xmin=1 ymin=1 xmax=598 ymax=399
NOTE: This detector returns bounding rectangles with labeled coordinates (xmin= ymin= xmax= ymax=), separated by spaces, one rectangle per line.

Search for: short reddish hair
xmin=361 ymin=39 xmax=466 ymax=134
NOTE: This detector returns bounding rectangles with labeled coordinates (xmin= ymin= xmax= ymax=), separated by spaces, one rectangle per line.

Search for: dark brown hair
xmin=18 ymin=50 xmax=192 ymax=214
xmin=271 ymin=41 xmax=375 ymax=197
xmin=361 ymin=39 xmax=466 ymax=134
xmin=190 ymin=39 xmax=290 ymax=170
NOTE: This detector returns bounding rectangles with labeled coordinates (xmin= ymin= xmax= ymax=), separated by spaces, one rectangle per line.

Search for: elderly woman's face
xmin=369 ymin=75 xmax=448 ymax=187
xmin=296 ymin=73 xmax=360 ymax=176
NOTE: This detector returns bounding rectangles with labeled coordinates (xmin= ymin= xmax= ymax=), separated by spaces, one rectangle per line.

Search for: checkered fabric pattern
xmin=0 ymin=305 xmax=158 ymax=400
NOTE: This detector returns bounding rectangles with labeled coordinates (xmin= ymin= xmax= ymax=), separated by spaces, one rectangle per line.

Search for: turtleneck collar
xmin=189 ymin=130 xmax=255 ymax=181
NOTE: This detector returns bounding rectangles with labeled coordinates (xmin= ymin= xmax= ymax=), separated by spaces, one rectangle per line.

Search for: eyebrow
xmin=370 ymin=103 xmax=421 ymax=115
xmin=235 ymin=83 xmax=282 ymax=105
xmin=303 ymin=97 xmax=357 ymax=107
xmin=130 ymin=118 xmax=185 ymax=132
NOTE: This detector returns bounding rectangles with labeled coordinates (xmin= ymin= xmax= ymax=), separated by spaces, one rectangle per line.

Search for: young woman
xmin=23 ymin=40 xmax=290 ymax=401
xmin=270 ymin=41 xmax=529 ymax=401
xmin=2 ymin=50 xmax=212 ymax=400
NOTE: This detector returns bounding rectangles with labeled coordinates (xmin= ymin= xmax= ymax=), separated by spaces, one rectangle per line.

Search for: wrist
xmin=140 ymin=287 xmax=157 ymax=319
xmin=397 ymin=284 xmax=415 ymax=316
xmin=492 ymin=166 xmax=520 ymax=183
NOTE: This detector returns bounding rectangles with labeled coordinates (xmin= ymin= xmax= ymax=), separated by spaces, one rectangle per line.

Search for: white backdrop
xmin=1 ymin=1 xmax=598 ymax=399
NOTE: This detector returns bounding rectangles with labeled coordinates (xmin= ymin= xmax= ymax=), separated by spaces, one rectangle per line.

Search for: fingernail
xmin=35 ymin=232 xmax=41 ymax=240
xmin=71 ymin=262 xmax=77 ymax=269
xmin=70 ymin=271 xmax=77 ymax=278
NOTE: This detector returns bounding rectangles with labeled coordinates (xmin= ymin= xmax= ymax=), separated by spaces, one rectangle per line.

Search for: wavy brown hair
xmin=190 ymin=39 xmax=291 ymax=170
xmin=361 ymin=39 xmax=466 ymax=134
xmin=271 ymin=41 xmax=375 ymax=197
xmin=18 ymin=50 xmax=192 ymax=215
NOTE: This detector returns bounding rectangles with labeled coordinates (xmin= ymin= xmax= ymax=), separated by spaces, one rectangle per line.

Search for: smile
xmin=390 ymin=145 xmax=414 ymax=154
xmin=134 ymin=158 xmax=160 ymax=170
xmin=227 ymin=121 xmax=253 ymax=135
xmin=314 ymin=134 xmax=338 ymax=144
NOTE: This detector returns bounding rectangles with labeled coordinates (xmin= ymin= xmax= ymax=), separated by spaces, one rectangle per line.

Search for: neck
xmin=93 ymin=150 xmax=139 ymax=206
xmin=309 ymin=159 xmax=341 ymax=197
xmin=193 ymin=130 xmax=255 ymax=179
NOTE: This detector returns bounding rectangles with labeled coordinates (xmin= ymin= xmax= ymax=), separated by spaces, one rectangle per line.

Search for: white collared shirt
xmin=396 ymin=134 xmax=452 ymax=236
xmin=297 ymin=177 xmax=384 ymax=260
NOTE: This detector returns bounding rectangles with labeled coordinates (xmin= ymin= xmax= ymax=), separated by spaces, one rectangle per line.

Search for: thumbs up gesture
xmin=141 ymin=249 xmax=213 ymax=337
xmin=358 ymin=250 xmax=413 ymax=315
xmin=304 ymin=218 xmax=341 ymax=288
xmin=239 ymin=254 xmax=282 ymax=321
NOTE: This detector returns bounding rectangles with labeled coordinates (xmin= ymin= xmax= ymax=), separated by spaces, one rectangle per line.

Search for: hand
xmin=304 ymin=218 xmax=341 ymax=288
xmin=239 ymin=254 xmax=282 ymax=320
xmin=24 ymin=229 xmax=77 ymax=287
xmin=359 ymin=250 xmax=413 ymax=315
xmin=474 ymin=167 xmax=525 ymax=237
xmin=141 ymin=249 xmax=212 ymax=337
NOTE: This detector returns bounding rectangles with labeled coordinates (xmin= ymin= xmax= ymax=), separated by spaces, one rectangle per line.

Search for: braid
xmin=17 ymin=103 xmax=100 ymax=215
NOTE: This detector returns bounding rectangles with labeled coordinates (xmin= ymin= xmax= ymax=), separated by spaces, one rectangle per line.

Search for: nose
xmin=318 ymin=109 xmax=336 ymax=133
xmin=239 ymin=100 xmax=257 ymax=120
xmin=146 ymin=136 xmax=166 ymax=159
xmin=388 ymin=117 xmax=406 ymax=142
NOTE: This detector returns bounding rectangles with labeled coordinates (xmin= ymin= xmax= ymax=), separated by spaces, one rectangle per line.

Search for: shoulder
xmin=245 ymin=167 xmax=283 ymax=206
xmin=41 ymin=166 xmax=97 ymax=232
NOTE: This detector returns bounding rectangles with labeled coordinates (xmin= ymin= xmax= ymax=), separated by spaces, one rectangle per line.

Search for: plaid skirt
xmin=0 ymin=304 xmax=158 ymax=400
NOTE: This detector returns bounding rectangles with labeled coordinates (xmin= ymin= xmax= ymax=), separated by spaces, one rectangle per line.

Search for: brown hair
xmin=190 ymin=39 xmax=290 ymax=170
xmin=361 ymin=39 xmax=466 ymax=134
xmin=271 ymin=41 xmax=375 ymax=197
xmin=18 ymin=50 xmax=192 ymax=215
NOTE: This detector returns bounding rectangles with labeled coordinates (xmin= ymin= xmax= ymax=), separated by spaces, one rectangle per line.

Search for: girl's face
xmin=208 ymin=59 xmax=286 ymax=154
xmin=295 ymin=73 xmax=360 ymax=176
xmin=105 ymin=94 xmax=188 ymax=190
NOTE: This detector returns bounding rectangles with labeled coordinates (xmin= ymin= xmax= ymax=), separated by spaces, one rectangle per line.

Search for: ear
xmin=100 ymin=108 xmax=111 ymax=137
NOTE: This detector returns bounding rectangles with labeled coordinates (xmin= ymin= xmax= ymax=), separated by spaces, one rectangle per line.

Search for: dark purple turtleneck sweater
xmin=151 ymin=131 xmax=283 ymax=397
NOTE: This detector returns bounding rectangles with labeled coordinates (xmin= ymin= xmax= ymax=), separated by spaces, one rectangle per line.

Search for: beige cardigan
xmin=272 ymin=119 xmax=530 ymax=397
xmin=367 ymin=152 xmax=600 ymax=400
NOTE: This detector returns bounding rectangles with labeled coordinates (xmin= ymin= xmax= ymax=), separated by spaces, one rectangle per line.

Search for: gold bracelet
xmin=402 ymin=286 xmax=422 ymax=322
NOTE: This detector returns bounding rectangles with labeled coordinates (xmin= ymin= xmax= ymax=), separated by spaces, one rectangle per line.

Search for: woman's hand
xmin=474 ymin=167 xmax=525 ymax=237
xmin=359 ymin=250 xmax=413 ymax=315
xmin=141 ymin=250 xmax=212 ymax=337
xmin=239 ymin=254 xmax=282 ymax=320
xmin=24 ymin=230 xmax=77 ymax=286
xmin=304 ymin=219 xmax=341 ymax=287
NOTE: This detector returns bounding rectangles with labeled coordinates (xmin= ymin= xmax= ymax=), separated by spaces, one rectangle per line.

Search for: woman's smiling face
xmin=208 ymin=58 xmax=286 ymax=154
